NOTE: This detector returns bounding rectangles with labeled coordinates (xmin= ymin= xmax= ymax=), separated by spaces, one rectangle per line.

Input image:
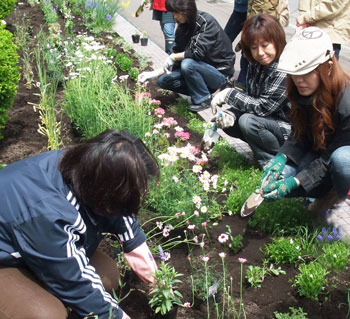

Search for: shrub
xmin=0 ymin=25 xmax=20 ymax=139
xmin=265 ymin=237 xmax=304 ymax=265
xmin=128 ymin=67 xmax=139 ymax=81
xmin=115 ymin=53 xmax=133 ymax=72
xmin=0 ymin=0 xmax=17 ymax=19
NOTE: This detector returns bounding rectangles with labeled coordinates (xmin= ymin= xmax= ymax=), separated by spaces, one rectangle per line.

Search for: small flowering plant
xmin=149 ymin=261 xmax=183 ymax=315
xmin=265 ymin=237 xmax=304 ymax=265
xmin=319 ymin=241 xmax=350 ymax=271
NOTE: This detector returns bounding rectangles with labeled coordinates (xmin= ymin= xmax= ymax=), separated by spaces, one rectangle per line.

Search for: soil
xmin=2 ymin=3 xmax=350 ymax=319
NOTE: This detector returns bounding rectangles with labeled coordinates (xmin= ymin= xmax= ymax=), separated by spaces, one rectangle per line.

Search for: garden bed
xmin=2 ymin=2 xmax=350 ymax=319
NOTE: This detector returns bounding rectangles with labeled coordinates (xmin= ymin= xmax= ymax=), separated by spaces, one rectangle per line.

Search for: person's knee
xmin=238 ymin=113 xmax=255 ymax=136
xmin=330 ymin=146 xmax=350 ymax=177
xmin=180 ymin=58 xmax=195 ymax=75
xmin=32 ymin=300 xmax=68 ymax=319
xmin=157 ymin=74 xmax=169 ymax=89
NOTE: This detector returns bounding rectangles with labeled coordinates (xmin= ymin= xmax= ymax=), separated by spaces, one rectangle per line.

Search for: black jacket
xmin=279 ymin=86 xmax=350 ymax=194
xmin=173 ymin=11 xmax=235 ymax=77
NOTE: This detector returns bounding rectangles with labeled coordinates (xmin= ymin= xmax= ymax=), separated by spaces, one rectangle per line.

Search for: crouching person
xmin=0 ymin=129 xmax=159 ymax=319
xmin=260 ymin=27 xmax=350 ymax=216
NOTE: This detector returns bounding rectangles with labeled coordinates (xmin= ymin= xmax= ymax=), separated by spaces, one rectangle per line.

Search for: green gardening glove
xmin=260 ymin=153 xmax=287 ymax=188
xmin=262 ymin=176 xmax=298 ymax=201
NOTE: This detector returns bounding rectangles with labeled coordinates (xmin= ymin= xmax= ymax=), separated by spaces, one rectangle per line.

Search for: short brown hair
xmin=241 ymin=14 xmax=286 ymax=64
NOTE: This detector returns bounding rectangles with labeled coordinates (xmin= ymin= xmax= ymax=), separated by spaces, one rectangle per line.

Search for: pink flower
xmin=181 ymin=212 xmax=186 ymax=216
xmin=219 ymin=252 xmax=226 ymax=258
xmin=154 ymin=107 xmax=165 ymax=115
xmin=194 ymin=210 xmax=200 ymax=217
xmin=193 ymin=235 xmax=198 ymax=243
xmin=201 ymin=256 xmax=209 ymax=262
xmin=174 ymin=131 xmax=190 ymax=141
xmin=201 ymin=222 xmax=207 ymax=227
xmin=218 ymin=233 xmax=229 ymax=243
xmin=162 ymin=117 xmax=178 ymax=127
xmin=238 ymin=258 xmax=247 ymax=264
xmin=150 ymin=99 xmax=161 ymax=106
xmin=163 ymin=228 xmax=170 ymax=237
xmin=183 ymin=302 xmax=191 ymax=308
xmin=190 ymin=146 xmax=201 ymax=154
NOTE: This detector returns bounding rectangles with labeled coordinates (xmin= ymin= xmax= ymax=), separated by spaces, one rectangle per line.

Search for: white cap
xmin=277 ymin=27 xmax=333 ymax=75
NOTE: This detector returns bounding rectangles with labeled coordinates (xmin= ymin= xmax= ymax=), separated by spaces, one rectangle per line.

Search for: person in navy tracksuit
xmin=0 ymin=130 xmax=159 ymax=319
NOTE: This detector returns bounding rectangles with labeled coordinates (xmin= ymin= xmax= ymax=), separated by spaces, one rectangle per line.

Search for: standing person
xmin=151 ymin=0 xmax=176 ymax=55
xmin=260 ymin=27 xmax=350 ymax=216
xmin=296 ymin=0 xmax=350 ymax=59
xmin=224 ymin=0 xmax=249 ymax=89
xmin=211 ymin=14 xmax=291 ymax=167
xmin=0 ymin=130 xmax=160 ymax=319
xmin=154 ymin=0 xmax=235 ymax=112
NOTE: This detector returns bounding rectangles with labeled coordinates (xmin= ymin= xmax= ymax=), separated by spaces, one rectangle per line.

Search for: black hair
xmin=59 ymin=129 xmax=159 ymax=217
xmin=166 ymin=0 xmax=197 ymax=25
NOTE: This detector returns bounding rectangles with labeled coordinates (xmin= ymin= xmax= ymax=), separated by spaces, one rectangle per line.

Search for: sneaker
xmin=188 ymin=97 xmax=212 ymax=112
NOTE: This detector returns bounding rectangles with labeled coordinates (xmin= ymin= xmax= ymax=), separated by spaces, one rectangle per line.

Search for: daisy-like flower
xmin=192 ymin=165 xmax=202 ymax=173
xmin=200 ymin=206 xmax=208 ymax=213
xmin=154 ymin=123 xmax=163 ymax=129
xmin=158 ymin=153 xmax=168 ymax=161
xmin=238 ymin=258 xmax=247 ymax=263
xmin=145 ymin=131 xmax=151 ymax=137
xmin=174 ymin=126 xmax=184 ymax=132
xmin=201 ymin=256 xmax=209 ymax=262
xmin=218 ymin=233 xmax=229 ymax=243
xmin=219 ymin=252 xmax=226 ymax=258
xmin=163 ymin=228 xmax=170 ymax=237
xmin=203 ymin=182 xmax=210 ymax=191
xmin=199 ymin=174 xmax=209 ymax=184
xmin=183 ymin=302 xmax=191 ymax=308
xmin=152 ymin=129 xmax=159 ymax=134
xmin=163 ymin=252 xmax=171 ymax=261
xmin=168 ymin=154 xmax=179 ymax=162
xmin=192 ymin=195 xmax=201 ymax=205
xmin=172 ymin=175 xmax=179 ymax=183
xmin=188 ymin=154 xmax=196 ymax=161
xmin=163 ymin=133 xmax=170 ymax=138
xmin=167 ymin=146 xmax=178 ymax=155
xmin=156 ymin=221 xmax=163 ymax=230
xmin=187 ymin=224 xmax=195 ymax=230
xmin=201 ymin=222 xmax=207 ymax=227
xmin=203 ymin=170 xmax=211 ymax=179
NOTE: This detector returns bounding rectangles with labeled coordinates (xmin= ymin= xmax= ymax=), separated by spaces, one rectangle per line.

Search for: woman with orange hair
xmin=260 ymin=27 xmax=350 ymax=215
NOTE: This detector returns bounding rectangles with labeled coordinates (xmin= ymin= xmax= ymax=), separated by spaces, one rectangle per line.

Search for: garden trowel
xmin=240 ymin=172 xmax=271 ymax=217
xmin=135 ymin=0 xmax=149 ymax=17
xmin=201 ymin=119 xmax=220 ymax=152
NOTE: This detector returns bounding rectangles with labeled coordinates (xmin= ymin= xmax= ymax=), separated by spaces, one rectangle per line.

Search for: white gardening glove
xmin=138 ymin=70 xmax=159 ymax=83
xmin=214 ymin=111 xmax=236 ymax=129
xmin=163 ymin=55 xmax=175 ymax=74
xmin=211 ymin=88 xmax=232 ymax=115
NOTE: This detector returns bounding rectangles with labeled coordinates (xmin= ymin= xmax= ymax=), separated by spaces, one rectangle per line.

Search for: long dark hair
xmin=166 ymin=0 xmax=197 ymax=25
xmin=288 ymin=56 xmax=350 ymax=150
xmin=241 ymin=14 xmax=286 ymax=64
xmin=59 ymin=130 xmax=159 ymax=216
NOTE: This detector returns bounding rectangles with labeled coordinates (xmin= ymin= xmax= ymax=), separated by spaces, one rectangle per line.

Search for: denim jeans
xmin=223 ymin=113 xmax=290 ymax=167
xmin=157 ymin=58 xmax=227 ymax=104
xmin=160 ymin=22 xmax=175 ymax=55
xmin=282 ymin=146 xmax=350 ymax=198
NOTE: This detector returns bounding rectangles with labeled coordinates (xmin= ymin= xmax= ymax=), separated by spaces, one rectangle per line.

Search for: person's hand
xmin=262 ymin=176 xmax=299 ymax=200
xmin=260 ymin=153 xmax=287 ymax=188
xmin=163 ymin=55 xmax=175 ymax=73
xmin=211 ymin=88 xmax=232 ymax=115
xmin=212 ymin=110 xmax=236 ymax=129
xmin=138 ymin=70 xmax=158 ymax=83
xmin=296 ymin=15 xmax=309 ymax=28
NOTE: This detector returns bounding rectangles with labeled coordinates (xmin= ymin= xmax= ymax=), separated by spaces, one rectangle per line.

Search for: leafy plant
xmin=246 ymin=260 xmax=286 ymax=288
xmin=40 ymin=0 xmax=59 ymax=23
xmin=0 ymin=0 xmax=17 ymax=19
xmin=265 ymin=236 xmax=304 ymax=265
xmin=273 ymin=307 xmax=308 ymax=319
xmin=225 ymin=225 xmax=243 ymax=253
xmin=115 ymin=53 xmax=133 ymax=72
xmin=0 ymin=24 xmax=20 ymax=139
xmin=149 ymin=261 xmax=183 ymax=315
xmin=187 ymin=118 xmax=210 ymax=134
xmin=319 ymin=241 xmax=350 ymax=271
xmin=292 ymin=261 xmax=329 ymax=300
xmin=128 ymin=67 xmax=139 ymax=82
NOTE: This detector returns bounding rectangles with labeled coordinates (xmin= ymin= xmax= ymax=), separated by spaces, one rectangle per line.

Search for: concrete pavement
xmin=113 ymin=1 xmax=350 ymax=239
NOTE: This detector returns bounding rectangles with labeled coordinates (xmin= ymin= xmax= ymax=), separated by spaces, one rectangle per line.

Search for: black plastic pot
xmin=152 ymin=305 xmax=178 ymax=319
xmin=132 ymin=34 xmax=140 ymax=43
xmin=140 ymin=37 xmax=148 ymax=46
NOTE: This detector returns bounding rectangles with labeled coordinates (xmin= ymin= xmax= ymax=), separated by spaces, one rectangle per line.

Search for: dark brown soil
xmin=2 ymin=3 xmax=350 ymax=319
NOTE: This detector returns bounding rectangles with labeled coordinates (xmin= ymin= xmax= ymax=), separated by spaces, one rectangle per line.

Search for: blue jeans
xmin=224 ymin=113 xmax=290 ymax=167
xmin=157 ymin=58 xmax=227 ymax=104
xmin=160 ymin=22 xmax=175 ymax=55
xmin=282 ymin=146 xmax=350 ymax=198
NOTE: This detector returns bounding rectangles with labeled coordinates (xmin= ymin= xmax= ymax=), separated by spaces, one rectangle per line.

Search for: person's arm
xmin=105 ymin=215 xmax=157 ymax=285
xmin=298 ymin=0 xmax=349 ymax=24
xmin=13 ymin=200 xmax=126 ymax=319
xmin=225 ymin=65 xmax=289 ymax=118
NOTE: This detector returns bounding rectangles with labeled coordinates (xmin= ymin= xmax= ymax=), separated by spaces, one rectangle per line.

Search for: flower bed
xmin=1 ymin=2 xmax=350 ymax=319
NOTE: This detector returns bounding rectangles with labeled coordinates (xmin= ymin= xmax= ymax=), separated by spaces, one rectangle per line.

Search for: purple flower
xmin=86 ymin=1 xmax=90 ymax=8
xmin=317 ymin=234 xmax=324 ymax=241
xmin=321 ymin=227 xmax=326 ymax=235
xmin=106 ymin=14 xmax=112 ymax=21
xmin=335 ymin=235 xmax=341 ymax=241
xmin=326 ymin=234 xmax=334 ymax=241
xmin=332 ymin=227 xmax=338 ymax=235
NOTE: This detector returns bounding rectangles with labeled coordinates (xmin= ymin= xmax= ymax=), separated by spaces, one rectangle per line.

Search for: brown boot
xmin=308 ymin=188 xmax=343 ymax=215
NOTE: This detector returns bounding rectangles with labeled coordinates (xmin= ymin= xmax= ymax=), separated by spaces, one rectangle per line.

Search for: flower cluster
xmin=317 ymin=227 xmax=341 ymax=242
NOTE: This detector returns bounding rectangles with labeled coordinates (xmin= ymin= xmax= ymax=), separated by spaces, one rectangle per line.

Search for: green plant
xmin=170 ymin=97 xmax=197 ymax=120
xmin=265 ymin=236 xmax=303 ymax=265
xmin=292 ymin=261 xmax=329 ymax=300
xmin=246 ymin=260 xmax=286 ymax=288
xmin=319 ymin=241 xmax=350 ymax=271
xmin=128 ymin=67 xmax=139 ymax=82
xmin=225 ymin=225 xmax=243 ymax=253
xmin=106 ymin=48 xmax=117 ymax=58
xmin=0 ymin=0 xmax=17 ymax=19
xmin=187 ymin=118 xmax=210 ymax=134
xmin=40 ymin=0 xmax=59 ymax=23
xmin=273 ymin=307 xmax=308 ymax=319
xmin=0 ymin=164 xmax=6 ymax=169
xmin=149 ymin=261 xmax=183 ymax=315
xmin=0 ymin=24 xmax=20 ymax=139
xmin=115 ymin=53 xmax=133 ymax=72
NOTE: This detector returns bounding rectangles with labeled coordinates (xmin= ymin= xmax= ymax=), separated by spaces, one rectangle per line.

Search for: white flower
xmin=152 ymin=129 xmax=159 ymax=134
xmin=201 ymin=256 xmax=209 ymax=262
xmin=228 ymin=210 xmax=233 ymax=216
xmin=200 ymin=206 xmax=208 ymax=213
xmin=290 ymin=238 xmax=294 ymax=244
xmin=187 ymin=224 xmax=195 ymax=230
xmin=192 ymin=195 xmax=201 ymax=204
xmin=158 ymin=153 xmax=168 ymax=161
xmin=218 ymin=234 xmax=229 ymax=243
xmin=203 ymin=182 xmax=210 ymax=191
xmin=174 ymin=126 xmax=184 ymax=132
xmin=172 ymin=176 xmax=179 ymax=183
xmin=203 ymin=170 xmax=211 ymax=179
xmin=145 ymin=132 xmax=151 ymax=137
xmin=309 ymin=274 xmax=313 ymax=278
xmin=168 ymin=154 xmax=179 ymax=162
xmin=219 ymin=252 xmax=226 ymax=258
xmin=192 ymin=165 xmax=202 ymax=173
xmin=333 ymin=254 xmax=337 ymax=258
